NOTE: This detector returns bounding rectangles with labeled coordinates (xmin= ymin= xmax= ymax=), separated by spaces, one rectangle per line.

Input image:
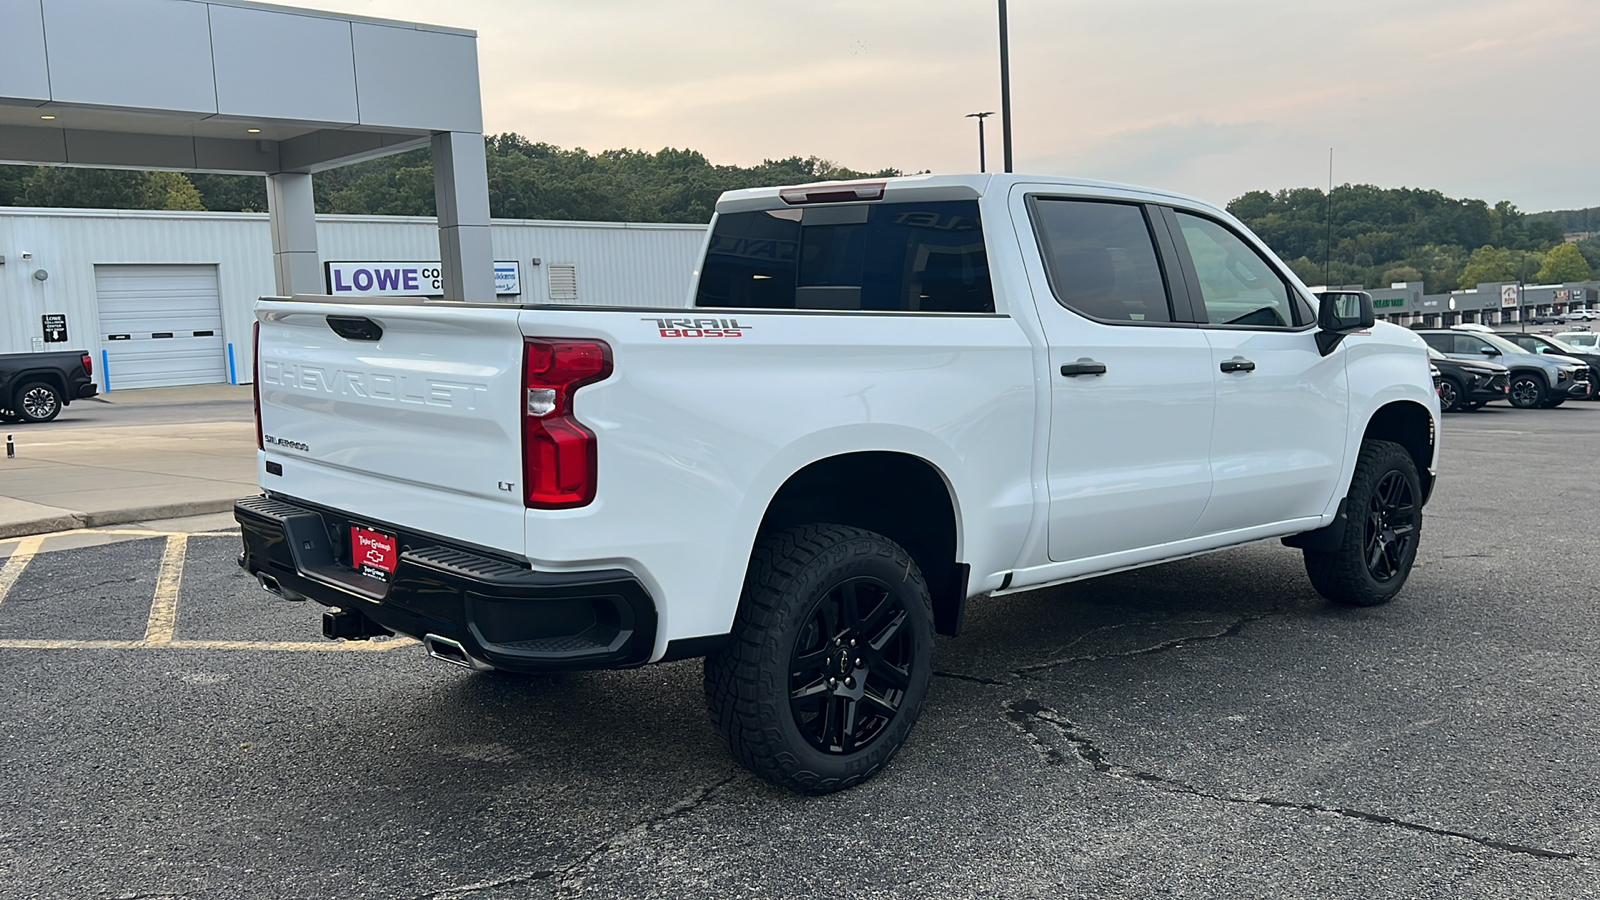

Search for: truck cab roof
xmin=713 ymin=173 xmax=1228 ymax=220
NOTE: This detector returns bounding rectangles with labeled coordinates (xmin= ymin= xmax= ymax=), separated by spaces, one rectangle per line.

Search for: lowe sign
xmin=325 ymin=261 xmax=522 ymax=297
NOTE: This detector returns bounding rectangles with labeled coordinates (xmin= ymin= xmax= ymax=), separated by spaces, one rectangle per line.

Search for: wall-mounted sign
xmin=324 ymin=261 xmax=522 ymax=297
xmin=42 ymin=313 xmax=68 ymax=343
xmin=1500 ymin=284 xmax=1519 ymax=308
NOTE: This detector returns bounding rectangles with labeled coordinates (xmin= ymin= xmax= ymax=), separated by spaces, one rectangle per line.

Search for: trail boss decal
xmin=643 ymin=317 xmax=752 ymax=338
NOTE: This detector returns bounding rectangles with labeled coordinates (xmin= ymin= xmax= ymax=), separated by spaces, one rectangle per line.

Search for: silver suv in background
xmin=1415 ymin=330 xmax=1588 ymax=409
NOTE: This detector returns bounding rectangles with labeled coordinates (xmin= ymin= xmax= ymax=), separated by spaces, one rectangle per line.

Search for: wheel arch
xmin=756 ymin=451 xmax=968 ymax=637
xmin=1362 ymin=400 xmax=1435 ymax=504
xmin=11 ymin=369 xmax=68 ymax=400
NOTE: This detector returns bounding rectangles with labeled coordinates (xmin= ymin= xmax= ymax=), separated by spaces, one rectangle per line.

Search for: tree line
xmin=1227 ymin=186 xmax=1594 ymax=291
xmin=0 ymin=134 xmax=899 ymax=224
xmin=2 ymin=133 xmax=1595 ymax=292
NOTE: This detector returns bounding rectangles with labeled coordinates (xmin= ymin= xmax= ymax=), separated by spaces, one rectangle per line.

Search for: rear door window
xmin=695 ymin=200 xmax=993 ymax=312
xmin=1029 ymin=198 xmax=1174 ymax=323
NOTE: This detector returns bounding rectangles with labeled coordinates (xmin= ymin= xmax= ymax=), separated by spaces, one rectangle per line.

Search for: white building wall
xmin=0 ymin=208 xmax=706 ymax=388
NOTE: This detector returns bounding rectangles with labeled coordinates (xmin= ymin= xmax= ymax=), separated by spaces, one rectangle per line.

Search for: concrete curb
xmin=0 ymin=498 xmax=241 ymax=540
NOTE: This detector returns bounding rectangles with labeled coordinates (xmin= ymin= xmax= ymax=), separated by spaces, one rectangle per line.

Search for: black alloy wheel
xmin=1508 ymin=373 xmax=1545 ymax=409
xmin=705 ymin=524 xmax=934 ymax=794
xmin=15 ymin=382 xmax=63 ymax=423
xmin=1437 ymin=377 xmax=1463 ymax=412
xmin=1302 ymin=439 xmax=1423 ymax=607
xmin=788 ymin=576 xmax=913 ymax=755
xmin=1363 ymin=470 xmax=1417 ymax=585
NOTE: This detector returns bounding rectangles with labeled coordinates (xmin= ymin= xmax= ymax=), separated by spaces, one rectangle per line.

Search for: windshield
xmin=1557 ymin=332 xmax=1599 ymax=349
xmin=1540 ymin=335 xmax=1582 ymax=354
xmin=1426 ymin=346 xmax=1446 ymax=360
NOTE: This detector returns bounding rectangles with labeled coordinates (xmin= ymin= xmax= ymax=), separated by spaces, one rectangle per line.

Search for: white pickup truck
xmin=238 ymin=174 xmax=1439 ymax=793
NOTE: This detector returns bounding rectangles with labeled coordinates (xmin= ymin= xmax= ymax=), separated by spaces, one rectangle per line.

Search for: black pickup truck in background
xmin=0 ymin=350 xmax=97 ymax=423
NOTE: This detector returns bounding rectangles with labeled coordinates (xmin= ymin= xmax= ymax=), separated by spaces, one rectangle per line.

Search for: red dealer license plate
xmin=349 ymin=526 xmax=398 ymax=583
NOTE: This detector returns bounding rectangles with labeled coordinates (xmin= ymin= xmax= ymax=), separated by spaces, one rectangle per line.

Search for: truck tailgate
xmin=255 ymin=300 xmax=526 ymax=555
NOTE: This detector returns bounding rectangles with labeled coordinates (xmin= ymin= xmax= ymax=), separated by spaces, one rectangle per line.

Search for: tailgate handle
xmin=326 ymin=315 xmax=383 ymax=341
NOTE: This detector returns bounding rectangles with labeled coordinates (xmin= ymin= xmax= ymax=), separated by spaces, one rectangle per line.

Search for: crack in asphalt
xmin=409 ymin=872 xmax=555 ymax=900
xmin=931 ymin=670 xmax=1007 ymax=685
xmin=1011 ymin=615 xmax=1267 ymax=680
xmin=1003 ymin=698 xmax=1582 ymax=862
xmin=933 ymin=613 xmax=1272 ymax=687
xmin=407 ymin=776 xmax=735 ymax=899
xmin=552 ymin=775 xmax=737 ymax=898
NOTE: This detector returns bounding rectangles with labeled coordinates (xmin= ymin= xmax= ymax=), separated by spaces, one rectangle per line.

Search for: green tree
xmin=1457 ymin=245 xmax=1516 ymax=287
xmin=146 ymin=171 xmax=204 ymax=210
xmin=189 ymin=173 xmax=267 ymax=212
xmin=1381 ymin=266 xmax=1423 ymax=285
xmin=1535 ymin=242 xmax=1592 ymax=283
xmin=0 ymin=165 xmax=26 ymax=206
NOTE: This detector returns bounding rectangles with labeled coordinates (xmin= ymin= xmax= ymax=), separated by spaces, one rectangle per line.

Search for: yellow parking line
xmin=141 ymin=534 xmax=188 ymax=644
xmin=0 ymin=527 xmax=238 ymax=551
xmin=0 ymin=637 xmax=418 ymax=652
xmin=0 ymin=535 xmax=44 ymax=607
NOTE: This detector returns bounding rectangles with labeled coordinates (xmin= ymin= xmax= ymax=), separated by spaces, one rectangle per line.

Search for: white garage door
xmin=95 ymin=265 xmax=228 ymax=390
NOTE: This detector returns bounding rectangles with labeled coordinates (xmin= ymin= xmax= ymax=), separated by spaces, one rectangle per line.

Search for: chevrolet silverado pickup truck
xmin=237 ymin=174 xmax=1440 ymax=793
xmin=0 ymin=349 xmax=97 ymax=423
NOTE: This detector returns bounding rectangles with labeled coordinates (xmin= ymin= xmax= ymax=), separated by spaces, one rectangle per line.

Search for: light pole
xmin=998 ymin=0 xmax=1013 ymax=172
xmin=965 ymin=112 xmax=995 ymax=172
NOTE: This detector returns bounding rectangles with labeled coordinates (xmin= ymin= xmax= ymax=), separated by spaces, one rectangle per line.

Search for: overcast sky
xmin=286 ymin=0 xmax=1600 ymax=213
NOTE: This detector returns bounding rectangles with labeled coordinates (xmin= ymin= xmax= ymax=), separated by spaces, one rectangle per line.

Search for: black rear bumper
xmin=235 ymin=495 xmax=657 ymax=672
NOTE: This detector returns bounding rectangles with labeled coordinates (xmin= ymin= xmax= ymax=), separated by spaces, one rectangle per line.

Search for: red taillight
xmin=522 ymin=338 xmax=612 ymax=508
xmin=81 ymin=354 xmax=93 ymax=378
xmin=252 ymin=320 xmax=263 ymax=450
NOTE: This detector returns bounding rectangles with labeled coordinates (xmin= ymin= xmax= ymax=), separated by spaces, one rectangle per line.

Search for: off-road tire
xmin=704 ymin=524 xmax=934 ymax=794
xmin=1303 ymin=439 xmax=1421 ymax=607
xmin=1508 ymin=372 xmax=1545 ymax=409
xmin=1437 ymin=376 xmax=1464 ymax=412
xmin=14 ymin=381 xmax=63 ymax=423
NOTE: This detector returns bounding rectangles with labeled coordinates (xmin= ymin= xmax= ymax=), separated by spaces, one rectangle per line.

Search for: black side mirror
xmin=1315 ymin=290 xmax=1374 ymax=355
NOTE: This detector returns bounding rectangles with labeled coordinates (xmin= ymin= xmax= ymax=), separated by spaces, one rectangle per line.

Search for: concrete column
xmin=432 ymin=131 xmax=495 ymax=302
xmin=266 ymin=173 xmax=321 ymax=296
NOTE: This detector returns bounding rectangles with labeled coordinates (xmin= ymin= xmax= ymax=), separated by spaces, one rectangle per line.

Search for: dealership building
xmin=0 ymin=206 xmax=705 ymax=390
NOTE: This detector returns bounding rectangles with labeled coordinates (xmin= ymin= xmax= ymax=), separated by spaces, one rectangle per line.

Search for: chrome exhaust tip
xmin=423 ymin=634 xmax=493 ymax=671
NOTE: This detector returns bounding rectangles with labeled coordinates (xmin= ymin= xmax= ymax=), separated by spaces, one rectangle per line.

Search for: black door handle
xmin=1220 ymin=357 xmax=1256 ymax=373
xmin=1061 ymin=359 xmax=1107 ymax=377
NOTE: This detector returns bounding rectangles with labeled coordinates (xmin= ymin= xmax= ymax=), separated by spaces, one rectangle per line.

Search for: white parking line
xmin=0 ymin=535 xmax=44 ymax=607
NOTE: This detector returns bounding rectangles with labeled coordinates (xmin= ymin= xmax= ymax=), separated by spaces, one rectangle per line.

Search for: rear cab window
xmin=695 ymin=200 xmax=994 ymax=313
xmin=1028 ymin=198 xmax=1175 ymax=324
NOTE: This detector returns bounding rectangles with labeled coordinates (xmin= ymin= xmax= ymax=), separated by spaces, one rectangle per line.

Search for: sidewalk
xmin=0 ymin=384 xmax=257 ymax=539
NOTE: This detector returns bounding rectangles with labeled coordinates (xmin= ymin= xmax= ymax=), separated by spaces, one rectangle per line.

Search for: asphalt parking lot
xmin=2 ymin=403 xmax=1598 ymax=899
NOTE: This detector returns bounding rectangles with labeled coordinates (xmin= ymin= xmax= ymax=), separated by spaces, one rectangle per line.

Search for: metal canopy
xmin=0 ymin=0 xmax=495 ymax=301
